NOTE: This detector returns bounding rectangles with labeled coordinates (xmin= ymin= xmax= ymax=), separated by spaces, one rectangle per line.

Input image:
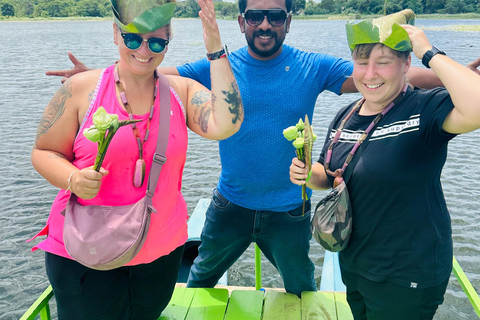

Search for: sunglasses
xmin=242 ymin=9 xmax=288 ymax=27
xmin=120 ymin=32 xmax=169 ymax=54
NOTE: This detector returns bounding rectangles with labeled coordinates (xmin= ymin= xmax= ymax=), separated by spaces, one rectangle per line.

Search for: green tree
xmin=292 ymin=0 xmax=306 ymax=13
xmin=34 ymin=0 xmax=74 ymax=17
xmin=77 ymin=0 xmax=106 ymax=17
xmin=174 ymin=0 xmax=200 ymax=17
xmin=15 ymin=0 xmax=35 ymax=17
xmin=423 ymin=0 xmax=447 ymax=13
xmin=214 ymin=1 xmax=238 ymax=18
xmin=1 ymin=1 xmax=15 ymax=16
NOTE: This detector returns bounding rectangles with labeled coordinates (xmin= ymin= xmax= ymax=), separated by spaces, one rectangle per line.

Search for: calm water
xmin=1 ymin=18 xmax=479 ymax=319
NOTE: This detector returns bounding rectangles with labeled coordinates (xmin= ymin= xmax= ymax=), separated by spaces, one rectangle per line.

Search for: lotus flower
xmin=84 ymin=107 xmax=140 ymax=171
xmin=283 ymin=115 xmax=317 ymax=215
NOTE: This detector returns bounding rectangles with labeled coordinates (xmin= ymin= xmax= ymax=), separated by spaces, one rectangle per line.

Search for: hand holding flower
xmin=283 ymin=115 xmax=317 ymax=214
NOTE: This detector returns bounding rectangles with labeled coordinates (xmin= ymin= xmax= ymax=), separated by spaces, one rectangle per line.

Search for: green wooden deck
xmin=159 ymin=287 xmax=353 ymax=320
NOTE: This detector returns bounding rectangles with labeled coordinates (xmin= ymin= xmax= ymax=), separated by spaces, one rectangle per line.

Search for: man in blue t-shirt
xmin=47 ymin=0 xmax=478 ymax=297
xmin=172 ymin=0 xmax=355 ymax=295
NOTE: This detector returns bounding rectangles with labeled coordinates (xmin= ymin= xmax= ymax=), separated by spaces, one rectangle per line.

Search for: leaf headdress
xmin=346 ymin=9 xmax=416 ymax=52
xmin=111 ymin=0 xmax=176 ymax=33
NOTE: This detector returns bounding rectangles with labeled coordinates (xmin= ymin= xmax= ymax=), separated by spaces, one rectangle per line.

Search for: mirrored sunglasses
xmin=242 ymin=9 xmax=288 ymax=27
xmin=120 ymin=32 xmax=169 ymax=54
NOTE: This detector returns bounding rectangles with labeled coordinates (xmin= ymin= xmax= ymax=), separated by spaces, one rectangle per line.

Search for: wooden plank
xmin=185 ymin=288 xmax=229 ymax=320
xmin=263 ymin=291 xmax=301 ymax=320
xmin=159 ymin=287 xmax=196 ymax=320
xmin=334 ymin=292 xmax=353 ymax=320
xmin=301 ymin=291 xmax=338 ymax=320
xmin=224 ymin=290 xmax=264 ymax=320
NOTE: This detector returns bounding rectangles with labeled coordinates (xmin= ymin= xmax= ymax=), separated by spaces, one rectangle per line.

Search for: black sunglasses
xmin=120 ymin=32 xmax=169 ymax=54
xmin=242 ymin=9 xmax=288 ymax=27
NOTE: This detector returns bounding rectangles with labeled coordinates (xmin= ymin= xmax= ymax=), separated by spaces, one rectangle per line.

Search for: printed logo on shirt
xmin=410 ymin=282 xmax=418 ymax=289
xmin=329 ymin=114 xmax=420 ymax=143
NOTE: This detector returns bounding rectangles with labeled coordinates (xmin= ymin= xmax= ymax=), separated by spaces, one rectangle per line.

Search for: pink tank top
xmin=29 ymin=65 xmax=189 ymax=265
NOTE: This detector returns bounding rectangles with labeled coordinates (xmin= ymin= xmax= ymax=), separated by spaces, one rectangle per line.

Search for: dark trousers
xmin=187 ymin=188 xmax=316 ymax=297
xmin=45 ymin=245 xmax=184 ymax=320
xmin=341 ymin=267 xmax=449 ymax=320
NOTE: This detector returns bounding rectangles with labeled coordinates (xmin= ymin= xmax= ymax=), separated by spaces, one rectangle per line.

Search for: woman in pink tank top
xmin=29 ymin=0 xmax=243 ymax=319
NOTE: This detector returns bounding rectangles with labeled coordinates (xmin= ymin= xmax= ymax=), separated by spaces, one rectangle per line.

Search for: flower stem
xmin=93 ymin=127 xmax=117 ymax=172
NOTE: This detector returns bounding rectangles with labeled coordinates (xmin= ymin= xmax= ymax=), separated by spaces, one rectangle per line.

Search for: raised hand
xmin=401 ymin=24 xmax=432 ymax=60
xmin=45 ymin=51 xmax=89 ymax=84
xmin=198 ymin=0 xmax=222 ymax=53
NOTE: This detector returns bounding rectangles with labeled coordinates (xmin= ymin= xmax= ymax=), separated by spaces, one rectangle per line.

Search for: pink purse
xmin=62 ymin=74 xmax=171 ymax=271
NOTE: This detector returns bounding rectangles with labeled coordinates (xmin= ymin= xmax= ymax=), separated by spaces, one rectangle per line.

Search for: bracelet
xmin=305 ymin=170 xmax=312 ymax=182
xmin=65 ymin=170 xmax=79 ymax=194
xmin=206 ymin=45 xmax=228 ymax=61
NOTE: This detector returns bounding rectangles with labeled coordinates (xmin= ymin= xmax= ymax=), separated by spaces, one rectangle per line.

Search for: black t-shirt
xmin=319 ymin=87 xmax=456 ymax=289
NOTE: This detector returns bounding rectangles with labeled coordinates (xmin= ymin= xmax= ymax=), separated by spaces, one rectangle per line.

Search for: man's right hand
xmin=45 ymin=52 xmax=89 ymax=83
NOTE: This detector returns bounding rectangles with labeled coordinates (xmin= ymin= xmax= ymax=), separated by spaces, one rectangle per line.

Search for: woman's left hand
xmin=401 ymin=25 xmax=432 ymax=60
xmin=198 ymin=0 xmax=223 ymax=53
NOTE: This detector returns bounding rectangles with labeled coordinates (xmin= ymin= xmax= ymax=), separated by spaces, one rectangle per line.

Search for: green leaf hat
xmin=111 ymin=0 xmax=176 ymax=33
xmin=346 ymin=9 xmax=416 ymax=53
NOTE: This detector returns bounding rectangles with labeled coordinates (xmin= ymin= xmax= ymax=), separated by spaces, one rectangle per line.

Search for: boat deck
xmin=159 ymin=286 xmax=353 ymax=320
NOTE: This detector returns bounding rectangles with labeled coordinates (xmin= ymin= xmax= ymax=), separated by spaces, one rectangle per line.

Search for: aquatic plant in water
xmin=83 ymin=107 xmax=140 ymax=171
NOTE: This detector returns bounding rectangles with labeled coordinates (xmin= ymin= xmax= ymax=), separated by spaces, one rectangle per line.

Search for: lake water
xmin=0 ymin=17 xmax=479 ymax=319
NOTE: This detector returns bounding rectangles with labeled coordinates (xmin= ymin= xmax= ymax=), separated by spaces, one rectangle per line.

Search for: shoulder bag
xmin=62 ymin=74 xmax=171 ymax=270
xmin=312 ymin=86 xmax=407 ymax=252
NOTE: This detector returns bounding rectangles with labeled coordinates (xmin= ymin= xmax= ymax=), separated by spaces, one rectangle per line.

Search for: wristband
xmin=421 ymin=45 xmax=446 ymax=68
xmin=206 ymin=45 xmax=228 ymax=61
xmin=65 ymin=170 xmax=79 ymax=194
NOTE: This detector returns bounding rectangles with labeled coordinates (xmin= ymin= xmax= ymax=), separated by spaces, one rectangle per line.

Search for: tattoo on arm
xmin=222 ymin=81 xmax=242 ymax=124
xmin=35 ymin=80 xmax=72 ymax=141
xmin=88 ymin=88 xmax=95 ymax=105
xmin=191 ymin=91 xmax=212 ymax=133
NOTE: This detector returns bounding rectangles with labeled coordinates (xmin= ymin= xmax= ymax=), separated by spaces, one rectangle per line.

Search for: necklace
xmin=114 ymin=63 xmax=159 ymax=188
xmin=324 ymin=84 xmax=408 ymax=185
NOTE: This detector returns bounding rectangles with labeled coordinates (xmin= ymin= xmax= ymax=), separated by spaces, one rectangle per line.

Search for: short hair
xmin=238 ymin=0 xmax=292 ymax=14
xmin=352 ymin=43 xmax=411 ymax=61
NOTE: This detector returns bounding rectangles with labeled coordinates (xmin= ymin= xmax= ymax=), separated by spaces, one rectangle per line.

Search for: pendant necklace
xmin=114 ymin=62 xmax=158 ymax=188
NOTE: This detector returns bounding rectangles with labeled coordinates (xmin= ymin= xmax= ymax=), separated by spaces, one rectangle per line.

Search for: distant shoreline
xmin=1 ymin=13 xmax=480 ymax=23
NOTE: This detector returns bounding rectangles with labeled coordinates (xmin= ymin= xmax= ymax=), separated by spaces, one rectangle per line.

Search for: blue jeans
xmin=187 ymin=188 xmax=316 ymax=296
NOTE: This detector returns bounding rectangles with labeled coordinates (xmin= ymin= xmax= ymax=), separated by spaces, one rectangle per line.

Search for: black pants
xmin=341 ymin=267 xmax=449 ymax=320
xmin=45 ymin=245 xmax=184 ymax=320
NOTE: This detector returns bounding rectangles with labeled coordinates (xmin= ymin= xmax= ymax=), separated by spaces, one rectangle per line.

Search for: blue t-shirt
xmin=178 ymin=45 xmax=353 ymax=211
xmin=319 ymin=87 xmax=455 ymax=288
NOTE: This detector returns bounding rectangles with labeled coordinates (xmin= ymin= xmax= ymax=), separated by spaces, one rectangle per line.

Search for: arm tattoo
xmin=192 ymin=91 xmax=212 ymax=133
xmin=35 ymin=81 xmax=72 ymax=141
xmin=222 ymin=81 xmax=242 ymax=124
xmin=88 ymin=88 xmax=95 ymax=105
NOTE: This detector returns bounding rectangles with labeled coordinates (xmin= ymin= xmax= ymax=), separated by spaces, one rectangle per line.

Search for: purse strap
xmin=145 ymin=73 xmax=171 ymax=200
xmin=325 ymin=84 xmax=408 ymax=183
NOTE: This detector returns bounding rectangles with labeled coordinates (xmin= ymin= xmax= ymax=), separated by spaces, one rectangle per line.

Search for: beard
xmin=246 ymin=29 xmax=285 ymax=58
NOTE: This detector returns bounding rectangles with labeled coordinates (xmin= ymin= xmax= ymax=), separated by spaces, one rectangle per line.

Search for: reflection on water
xmin=0 ymin=18 xmax=479 ymax=319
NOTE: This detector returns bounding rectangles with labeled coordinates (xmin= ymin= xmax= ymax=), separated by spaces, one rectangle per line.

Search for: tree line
xmin=1 ymin=0 xmax=479 ymax=19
